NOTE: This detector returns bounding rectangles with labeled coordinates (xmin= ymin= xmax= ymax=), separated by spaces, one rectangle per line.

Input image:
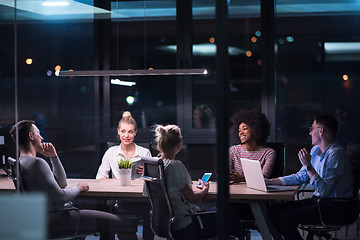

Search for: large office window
xmin=0 ymin=17 xmax=96 ymax=177
xmin=190 ymin=3 xmax=262 ymax=131
xmin=2 ymin=1 xmax=359 ymax=178
xmin=109 ymin=17 xmax=178 ymax=129
xmin=275 ymin=4 xmax=360 ymax=173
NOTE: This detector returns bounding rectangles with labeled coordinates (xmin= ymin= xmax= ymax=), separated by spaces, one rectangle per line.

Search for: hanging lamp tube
xmin=57 ymin=69 xmax=208 ymax=77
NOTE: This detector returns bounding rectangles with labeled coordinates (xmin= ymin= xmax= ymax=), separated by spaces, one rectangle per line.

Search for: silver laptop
xmin=240 ymin=158 xmax=292 ymax=192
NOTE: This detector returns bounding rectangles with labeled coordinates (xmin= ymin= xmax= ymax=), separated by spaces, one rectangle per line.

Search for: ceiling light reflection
xmin=42 ymin=1 xmax=69 ymax=7
xmin=111 ymin=79 xmax=136 ymax=86
xmin=158 ymin=43 xmax=244 ymax=56
xmin=325 ymin=42 xmax=360 ymax=54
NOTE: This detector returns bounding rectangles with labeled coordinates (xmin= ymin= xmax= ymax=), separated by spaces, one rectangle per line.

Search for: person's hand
xmin=77 ymin=181 xmax=90 ymax=192
xmin=196 ymin=178 xmax=210 ymax=190
xmin=136 ymin=165 xmax=144 ymax=175
xmin=265 ymin=178 xmax=282 ymax=185
xmin=40 ymin=142 xmax=57 ymax=158
xmin=196 ymin=179 xmax=209 ymax=194
xmin=298 ymin=148 xmax=311 ymax=167
xmin=229 ymin=169 xmax=242 ymax=183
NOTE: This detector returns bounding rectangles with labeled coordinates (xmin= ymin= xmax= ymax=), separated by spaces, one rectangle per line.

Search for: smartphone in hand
xmin=197 ymin=173 xmax=212 ymax=189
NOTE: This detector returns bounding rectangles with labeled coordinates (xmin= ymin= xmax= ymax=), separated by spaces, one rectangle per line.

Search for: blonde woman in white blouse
xmin=96 ymin=111 xmax=151 ymax=179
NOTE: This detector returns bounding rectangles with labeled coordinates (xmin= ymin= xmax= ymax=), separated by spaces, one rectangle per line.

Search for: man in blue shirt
xmin=265 ymin=114 xmax=356 ymax=240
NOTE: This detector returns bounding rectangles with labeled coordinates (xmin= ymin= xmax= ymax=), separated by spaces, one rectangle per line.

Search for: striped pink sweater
xmin=229 ymin=144 xmax=276 ymax=178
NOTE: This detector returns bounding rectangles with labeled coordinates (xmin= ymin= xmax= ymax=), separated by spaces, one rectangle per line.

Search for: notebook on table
xmin=240 ymin=158 xmax=293 ymax=192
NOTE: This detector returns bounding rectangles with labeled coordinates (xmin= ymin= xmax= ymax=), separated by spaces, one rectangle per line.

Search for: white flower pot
xmin=119 ymin=168 xmax=132 ymax=186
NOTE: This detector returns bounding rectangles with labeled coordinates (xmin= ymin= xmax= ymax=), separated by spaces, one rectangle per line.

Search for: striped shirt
xmin=229 ymin=144 xmax=276 ymax=178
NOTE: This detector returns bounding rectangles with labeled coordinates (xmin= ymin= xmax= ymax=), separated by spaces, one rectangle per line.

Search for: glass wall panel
xmin=192 ymin=1 xmax=262 ymax=134
xmin=109 ymin=17 xmax=178 ymax=130
xmin=110 ymin=75 xmax=177 ymax=129
xmin=275 ymin=3 xmax=360 ymax=174
xmin=0 ymin=1 xmax=97 ymax=178
xmin=0 ymin=7 xmax=15 ymax=167
xmin=186 ymin=0 xmax=262 ymax=179
xmin=18 ymin=22 xmax=95 ymax=177
xmin=5 ymin=0 xmax=358 ymax=179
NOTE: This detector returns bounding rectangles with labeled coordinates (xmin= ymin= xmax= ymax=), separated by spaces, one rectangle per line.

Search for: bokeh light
xmin=286 ymin=36 xmax=294 ymax=43
xmin=126 ymin=96 xmax=135 ymax=105
xmin=246 ymin=51 xmax=252 ymax=57
xmin=55 ymin=65 xmax=61 ymax=71
xmin=251 ymin=37 xmax=257 ymax=43
xmin=209 ymin=37 xmax=215 ymax=43
xmin=26 ymin=58 xmax=33 ymax=65
xmin=343 ymin=74 xmax=349 ymax=81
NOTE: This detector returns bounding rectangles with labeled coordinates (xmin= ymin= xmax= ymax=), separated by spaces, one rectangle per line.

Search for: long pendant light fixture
xmin=56 ymin=0 xmax=208 ymax=78
xmin=56 ymin=68 xmax=208 ymax=77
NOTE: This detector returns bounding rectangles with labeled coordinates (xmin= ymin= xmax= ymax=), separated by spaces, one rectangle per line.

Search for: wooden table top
xmin=0 ymin=174 xmax=296 ymax=201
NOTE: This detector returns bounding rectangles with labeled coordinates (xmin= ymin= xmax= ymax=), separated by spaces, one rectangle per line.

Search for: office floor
xmin=85 ymin=227 xmax=264 ymax=240
xmin=84 ymin=230 xmax=360 ymax=240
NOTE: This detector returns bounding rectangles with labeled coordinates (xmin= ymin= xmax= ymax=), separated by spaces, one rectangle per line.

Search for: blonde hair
xmin=118 ymin=111 xmax=137 ymax=130
xmin=154 ymin=124 xmax=182 ymax=158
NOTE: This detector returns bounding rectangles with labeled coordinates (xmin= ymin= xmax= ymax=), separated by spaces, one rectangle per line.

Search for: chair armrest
xmin=50 ymin=206 xmax=80 ymax=214
xmin=141 ymin=175 xmax=159 ymax=182
xmin=184 ymin=211 xmax=216 ymax=217
xmin=294 ymin=184 xmax=315 ymax=200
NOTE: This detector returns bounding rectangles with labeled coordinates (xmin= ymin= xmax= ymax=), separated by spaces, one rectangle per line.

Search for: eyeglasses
xmin=308 ymin=126 xmax=322 ymax=132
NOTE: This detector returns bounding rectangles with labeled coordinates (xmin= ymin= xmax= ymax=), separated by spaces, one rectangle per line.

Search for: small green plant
xmin=117 ymin=158 xmax=135 ymax=169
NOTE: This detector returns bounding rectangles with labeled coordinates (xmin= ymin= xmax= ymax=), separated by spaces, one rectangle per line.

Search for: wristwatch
xmin=305 ymin=164 xmax=313 ymax=172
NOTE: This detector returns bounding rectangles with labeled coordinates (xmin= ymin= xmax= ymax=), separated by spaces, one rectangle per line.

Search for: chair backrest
xmin=267 ymin=142 xmax=286 ymax=178
xmin=141 ymin=156 xmax=174 ymax=239
xmin=7 ymin=156 xmax=24 ymax=191
xmin=346 ymin=143 xmax=360 ymax=197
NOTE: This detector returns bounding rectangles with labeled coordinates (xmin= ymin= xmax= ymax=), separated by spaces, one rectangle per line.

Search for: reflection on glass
xmin=193 ymin=104 xmax=214 ymax=128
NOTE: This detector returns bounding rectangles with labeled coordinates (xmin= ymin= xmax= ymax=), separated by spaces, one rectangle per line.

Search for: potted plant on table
xmin=117 ymin=158 xmax=135 ymax=186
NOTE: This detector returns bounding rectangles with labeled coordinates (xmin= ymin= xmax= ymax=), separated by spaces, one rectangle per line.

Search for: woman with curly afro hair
xmin=229 ymin=109 xmax=276 ymax=183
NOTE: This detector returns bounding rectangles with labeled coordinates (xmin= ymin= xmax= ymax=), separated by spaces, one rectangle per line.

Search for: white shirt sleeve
xmin=96 ymin=147 xmax=113 ymax=179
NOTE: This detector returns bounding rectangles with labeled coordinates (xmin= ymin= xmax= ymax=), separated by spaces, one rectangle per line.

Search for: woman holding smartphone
xmin=153 ymin=124 xmax=244 ymax=240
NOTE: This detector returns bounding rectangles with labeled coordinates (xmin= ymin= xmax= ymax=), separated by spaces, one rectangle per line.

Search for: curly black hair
xmin=231 ymin=110 xmax=270 ymax=146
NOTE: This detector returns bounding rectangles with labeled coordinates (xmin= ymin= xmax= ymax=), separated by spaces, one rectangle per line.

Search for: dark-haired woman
xmin=228 ymin=110 xmax=277 ymax=228
xmin=229 ymin=109 xmax=276 ymax=183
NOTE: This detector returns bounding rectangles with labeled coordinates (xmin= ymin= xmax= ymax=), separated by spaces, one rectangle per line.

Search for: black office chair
xmin=296 ymin=196 xmax=359 ymax=240
xmin=7 ymin=156 xmax=24 ymax=191
xmin=267 ymin=142 xmax=286 ymax=178
xmin=140 ymin=156 xmax=216 ymax=240
xmin=347 ymin=143 xmax=360 ymax=198
xmin=296 ymin=144 xmax=360 ymax=240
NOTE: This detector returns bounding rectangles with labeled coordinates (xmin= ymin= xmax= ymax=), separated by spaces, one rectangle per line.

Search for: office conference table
xmin=0 ymin=175 xmax=296 ymax=240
